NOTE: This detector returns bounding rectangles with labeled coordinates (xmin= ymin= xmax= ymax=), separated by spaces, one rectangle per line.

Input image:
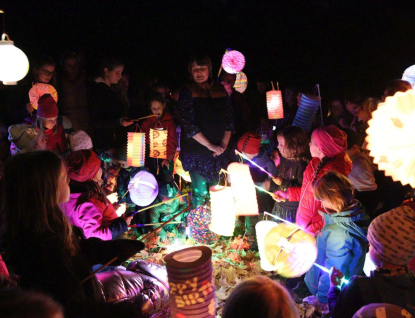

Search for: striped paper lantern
xmin=292 ymin=94 xmax=320 ymax=132
xmin=149 ymin=128 xmax=168 ymax=159
xmin=266 ymin=90 xmax=284 ymax=119
xmin=209 ymin=185 xmax=236 ymax=236
xmin=127 ymin=132 xmax=145 ymax=167
xmin=234 ymin=72 xmax=248 ymax=93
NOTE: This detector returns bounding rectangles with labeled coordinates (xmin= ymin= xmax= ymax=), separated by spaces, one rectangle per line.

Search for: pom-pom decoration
xmin=266 ymin=90 xmax=284 ymax=119
xmin=187 ymin=206 xmax=218 ymax=245
xmin=127 ymin=132 xmax=145 ymax=167
xmin=128 ymin=170 xmax=159 ymax=207
xmin=234 ymin=72 xmax=248 ymax=93
xmin=263 ymin=222 xmax=317 ymax=277
xmin=29 ymin=83 xmax=58 ymax=110
xmin=209 ymin=185 xmax=235 ymax=236
xmin=227 ymin=162 xmax=258 ymax=216
xmin=292 ymin=94 xmax=320 ymax=132
xmin=402 ymin=64 xmax=415 ymax=88
xmin=149 ymin=128 xmax=168 ymax=159
xmin=366 ymin=90 xmax=415 ymax=187
xmin=222 ymin=50 xmax=245 ymax=74
xmin=256 ymin=220 xmax=279 ymax=271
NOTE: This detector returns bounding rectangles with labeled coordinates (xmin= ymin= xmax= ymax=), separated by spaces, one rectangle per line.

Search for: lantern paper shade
xmin=127 ymin=132 xmax=145 ymax=167
xmin=222 ymin=50 xmax=245 ymax=74
xmin=292 ymin=94 xmax=320 ymax=132
xmin=227 ymin=162 xmax=258 ymax=216
xmin=266 ymin=90 xmax=284 ymax=119
xmin=263 ymin=223 xmax=317 ymax=277
xmin=149 ymin=128 xmax=168 ymax=159
xmin=187 ymin=206 xmax=218 ymax=245
xmin=366 ymin=90 xmax=415 ymax=187
xmin=0 ymin=37 xmax=29 ymax=85
xmin=174 ymin=156 xmax=191 ymax=182
xmin=128 ymin=170 xmax=159 ymax=206
xmin=256 ymin=220 xmax=279 ymax=271
xmin=402 ymin=64 xmax=415 ymax=88
xmin=29 ymin=83 xmax=58 ymax=110
xmin=234 ymin=72 xmax=248 ymax=93
xmin=209 ymin=185 xmax=236 ymax=236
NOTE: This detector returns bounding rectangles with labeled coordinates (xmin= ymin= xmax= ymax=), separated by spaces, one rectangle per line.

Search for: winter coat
xmin=61 ymin=193 xmax=127 ymax=240
xmin=305 ymin=201 xmax=370 ymax=304
xmin=288 ymin=152 xmax=352 ymax=235
xmin=44 ymin=123 xmax=68 ymax=154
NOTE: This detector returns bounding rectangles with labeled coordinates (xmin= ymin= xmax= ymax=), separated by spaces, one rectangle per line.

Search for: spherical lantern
xmin=127 ymin=132 xmax=145 ymax=167
xmin=292 ymin=94 xmax=320 ymax=132
xmin=209 ymin=185 xmax=236 ymax=236
xmin=149 ymin=128 xmax=168 ymax=159
xmin=227 ymin=162 xmax=259 ymax=216
xmin=29 ymin=83 xmax=58 ymax=110
xmin=222 ymin=50 xmax=245 ymax=74
xmin=263 ymin=222 xmax=317 ymax=277
xmin=234 ymin=72 xmax=248 ymax=93
xmin=128 ymin=170 xmax=158 ymax=206
xmin=366 ymin=90 xmax=415 ymax=187
xmin=256 ymin=220 xmax=279 ymax=271
xmin=0 ymin=34 xmax=29 ymax=85
xmin=266 ymin=90 xmax=284 ymax=119
xmin=402 ymin=64 xmax=415 ymax=88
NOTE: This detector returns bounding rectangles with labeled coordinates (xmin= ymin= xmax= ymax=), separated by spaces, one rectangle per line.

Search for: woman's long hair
xmin=0 ymin=151 xmax=75 ymax=256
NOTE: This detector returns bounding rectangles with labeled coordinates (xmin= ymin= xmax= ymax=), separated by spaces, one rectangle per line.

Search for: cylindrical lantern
xmin=29 ymin=83 xmax=58 ymax=110
xmin=0 ymin=34 xmax=29 ymax=85
xmin=292 ymin=94 xmax=320 ymax=132
xmin=209 ymin=185 xmax=236 ymax=236
xmin=234 ymin=72 xmax=248 ymax=93
xmin=266 ymin=90 xmax=284 ymax=119
xmin=127 ymin=132 xmax=145 ymax=167
xmin=149 ymin=128 xmax=168 ymax=159
xmin=187 ymin=206 xmax=218 ymax=245
xmin=227 ymin=162 xmax=258 ymax=216
xmin=165 ymin=246 xmax=216 ymax=318
xmin=366 ymin=90 xmax=415 ymax=187
xmin=128 ymin=170 xmax=158 ymax=206
xmin=255 ymin=220 xmax=279 ymax=271
xmin=222 ymin=50 xmax=245 ymax=74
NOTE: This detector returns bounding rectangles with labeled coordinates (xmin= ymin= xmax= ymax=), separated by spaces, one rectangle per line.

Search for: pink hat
xmin=312 ymin=125 xmax=347 ymax=158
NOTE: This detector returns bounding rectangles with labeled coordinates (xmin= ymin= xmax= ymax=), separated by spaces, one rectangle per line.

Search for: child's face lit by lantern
xmin=37 ymin=64 xmax=55 ymax=83
xmin=34 ymin=131 xmax=47 ymax=150
xmin=191 ymin=63 xmax=209 ymax=84
xmin=309 ymin=135 xmax=321 ymax=158
xmin=277 ymin=135 xmax=289 ymax=159
xmin=151 ymin=101 xmax=166 ymax=118
xmin=105 ymin=66 xmax=124 ymax=85
xmin=42 ymin=117 xmax=57 ymax=130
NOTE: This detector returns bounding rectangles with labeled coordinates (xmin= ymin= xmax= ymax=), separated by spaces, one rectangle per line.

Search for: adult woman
xmin=177 ymin=54 xmax=234 ymax=207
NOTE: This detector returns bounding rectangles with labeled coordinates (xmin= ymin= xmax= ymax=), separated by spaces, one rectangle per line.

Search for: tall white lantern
xmin=209 ymin=185 xmax=236 ymax=236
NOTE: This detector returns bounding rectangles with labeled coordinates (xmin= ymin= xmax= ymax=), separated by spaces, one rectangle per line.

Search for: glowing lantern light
xmin=366 ymin=90 xmax=415 ymax=187
xmin=227 ymin=162 xmax=258 ymax=216
xmin=222 ymin=50 xmax=245 ymax=74
xmin=29 ymin=83 xmax=58 ymax=110
xmin=402 ymin=64 xmax=415 ymax=88
xmin=292 ymin=94 xmax=320 ymax=132
xmin=128 ymin=170 xmax=159 ymax=207
xmin=263 ymin=222 xmax=317 ymax=277
xmin=127 ymin=132 xmax=145 ymax=167
xmin=266 ymin=90 xmax=284 ymax=119
xmin=256 ymin=220 xmax=279 ymax=271
xmin=0 ymin=33 xmax=29 ymax=85
xmin=363 ymin=252 xmax=376 ymax=277
xmin=234 ymin=72 xmax=248 ymax=93
xmin=209 ymin=185 xmax=235 ymax=236
xmin=149 ymin=128 xmax=168 ymax=159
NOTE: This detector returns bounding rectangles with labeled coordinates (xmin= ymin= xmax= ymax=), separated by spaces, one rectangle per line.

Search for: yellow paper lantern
xmin=266 ymin=90 xmax=284 ymax=119
xmin=227 ymin=162 xmax=258 ymax=216
xmin=366 ymin=90 xmax=415 ymax=187
xmin=256 ymin=220 xmax=279 ymax=271
xmin=149 ymin=128 xmax=168 ymax=159
xmin=0 ymin=34 xmax=29 ymax=85
xmin=127 ymin=132 xmax=145 ymax=167
xmin=209 ymin=185 xmax=236 ymax=236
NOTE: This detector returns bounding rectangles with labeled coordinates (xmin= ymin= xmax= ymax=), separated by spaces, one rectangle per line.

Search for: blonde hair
xmin=361 ymin=97 xmax=380 ymax=119
xmin=313 ymin=171 xmax=354 ymax=214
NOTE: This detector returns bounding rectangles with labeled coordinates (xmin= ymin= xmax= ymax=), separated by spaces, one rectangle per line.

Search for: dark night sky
xmin=3 ymin=0 xmax=415 ymax=97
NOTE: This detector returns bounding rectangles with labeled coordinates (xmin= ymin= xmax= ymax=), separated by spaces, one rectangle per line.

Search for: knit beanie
xmin=312 ymin=125 xmax=348 ymax=158
xmin=237 ymin=132 xmax=261 ymax=154
xmin=37 ymin=94 xmax=58 ymax=118
xmin=28 ymin=83 xmax=58 ymax=110
xmin=352 ymin=303 xmax=413 ymax=318
xmin=8 ymin=125 xmax=40 ymax=153
xmin=367 ymin=205 xmax=415 ymax=266
xmin=66 ymin=149 xmax=101 ymax=183
xmin=70 ymin=130 xmax=93 ymax=151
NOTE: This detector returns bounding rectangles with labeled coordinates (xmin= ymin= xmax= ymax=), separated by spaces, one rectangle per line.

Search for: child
xmin=305 ymin=171 xmax=370 ymax=314
xmin=8 ymin=124 xmax=47 ymax=154
xmin=271 ymin=126 xmax=310 ymax=223
xmin=328 ymin=203 xmax=415 ymax=317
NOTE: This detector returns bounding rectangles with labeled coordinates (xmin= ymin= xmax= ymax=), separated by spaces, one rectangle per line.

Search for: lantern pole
xmin=316 ymin=84 xmax=323 ymax=126
xmin=235 ymin=150 xmax=274 ymax=178
xmin=80 ymin=257 xmax=118 ymax=284
xmin=217 ymin=48 xmax=231 ymax=81
xmin=131 ymin=193 xmax=189 ymax=215
xmin=128 ymin=221 xmax=181 ymax=227
xmin=271 ymin=81 xmax=275 ymax=90
xmin=130 ymin=114 xmax=157 ymax=122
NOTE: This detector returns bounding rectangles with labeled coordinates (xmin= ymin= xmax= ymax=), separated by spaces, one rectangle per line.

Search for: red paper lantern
xmin=266 ymin=90 xmax=284 ymax=119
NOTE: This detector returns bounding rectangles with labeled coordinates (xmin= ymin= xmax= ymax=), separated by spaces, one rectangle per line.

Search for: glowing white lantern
xmin=256 ymin=220 xmax=279 ymax=271
xmin=0 ymin=34 xmax=29 ymax=85
xmin=209 ymin=185 xmax=236 ymax=236
xmin=363 ymin=252 xmax=376 ymax=277
xmin=149 ymin=128 xmax=168 ymax=159
xmin=127 ymin=132 xmax=145 ymax=167
xmin=266 ymin=90 xmax=284 ymax=119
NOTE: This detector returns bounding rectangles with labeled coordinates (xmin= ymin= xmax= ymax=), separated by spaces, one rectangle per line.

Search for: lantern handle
xmin=271 ymin=81 xmax=275 ymax=91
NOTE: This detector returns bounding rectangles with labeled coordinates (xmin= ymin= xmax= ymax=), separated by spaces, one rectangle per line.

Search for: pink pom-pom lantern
xmin=266 ymin=90 xmax=284 ymax=119
xmin=222 ymin=50 xmax=245 ymax=74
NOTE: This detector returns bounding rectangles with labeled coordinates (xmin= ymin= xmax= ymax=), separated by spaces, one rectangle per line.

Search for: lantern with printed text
xmin=266 ymin=90 xmax=284 ymax=119
xmin=366 ymin=90 xmax=415 ymax=187
xmin=227 ymin=162 xmax=258 ymax=216
xmin=234 ymin=72 xmax=248 ymax=93
xmin=209 ymin=185 xmax=236 ymax=236
xmin=222 ymin=50 xmax=245 ymax=74
xmin=149 ymin=128 xmax=168 ymax=159
xmin=127 ymin=132 xmax=145 ymax=167
xmin=292 ymin=94 xmax=320 ymax=132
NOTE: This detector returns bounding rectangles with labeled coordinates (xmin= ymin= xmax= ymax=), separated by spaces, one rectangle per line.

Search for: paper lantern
xmin=29 ymin=83 xmax=58 ymax=110
xmin=256 ymin=220 xmax=279 ymax=271
xmin=209 ymin=185 xmax=236 ymax=236
xmin=222 ymin=50 xmax=245 ymax=74
xmin=266 ymin=90 xmax=284 ymax=119
xmin=263 ymin=222 xmax=317 ymax=277
xmin=173 ymin=156 xmax=191 ymax=182
xmin=127 ymin=132 xmax=145 ymax=167
xmin=128 ymin=170 xmax=158 ymax=206
xmin=363 ymin=252 xmax=376 ymax=277
xmin=187 ymin=206 xmax=218 ymax=245
xmin=149 ymin=128 xmax=168 ymax=159
xmin=366 ymin=90 xmax=415 ymax=187
xmin=402 ymin=64 xmax=415 ymax=88
xmin=165 ymin=246 xmax=216 ymax=318
xmin=292 ymin=94 xmax=320 ymax=132
xmin=227 ymin=162 xmax=258 ymax=216
xmin=0 ymin=34 xmax=29 ymax=85
xmin=234 ymin=72 xmax=248 ymax=93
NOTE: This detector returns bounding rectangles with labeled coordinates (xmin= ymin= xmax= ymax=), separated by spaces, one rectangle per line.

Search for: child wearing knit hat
xmin=8 ymin=125 xmax=47 ymax=154
xmin=328 ymin=204 xmax=415 ymax=318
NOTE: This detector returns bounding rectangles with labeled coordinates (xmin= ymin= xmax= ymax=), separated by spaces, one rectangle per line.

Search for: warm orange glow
xmin=127 ymin=132 xmax=145 ymax=167
xmin=266 ymin=90 xmax=284 ymax=119
xmin=209 ymin=185 xmax=236 ymax=236
xmin=149 ymin=128 xmax=168 ymax=159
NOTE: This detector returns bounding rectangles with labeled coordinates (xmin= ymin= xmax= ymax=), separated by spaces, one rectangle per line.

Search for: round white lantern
xmin=0 ymin=35 xmax=29 ymax=85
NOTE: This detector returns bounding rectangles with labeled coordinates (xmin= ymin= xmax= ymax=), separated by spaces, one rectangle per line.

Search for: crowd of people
xmin=0 ymin=50 xmax=414 ymax=318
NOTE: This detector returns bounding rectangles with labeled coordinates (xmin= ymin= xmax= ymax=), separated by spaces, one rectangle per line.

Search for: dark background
xmin=2 ymin=0 xmax=415 ymax=98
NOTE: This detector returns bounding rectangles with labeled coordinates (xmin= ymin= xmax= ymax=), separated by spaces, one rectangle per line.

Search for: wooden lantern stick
xmin=271 ymin=81 xmax=275 ymax=91
xmin=80 ymin=257 xmax=118 ymax=284
xmin=277 ymin=81 xmax=280 ymax=90
xmin=117 ymin=176 xmax=143 ymax=204
xmin=132 ymin=193 xmax=189 ymax=215
xmin=217 ymin=48 xmax=230 ymax=80
xmin=130 ymin=114 xmax=157 ymax=122
xmin=128 ymin=221 xmax=181 ymax=228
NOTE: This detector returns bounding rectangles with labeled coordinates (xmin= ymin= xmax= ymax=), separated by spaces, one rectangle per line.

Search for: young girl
xmin=305 ymin=171 xmax=370 ymax=314
xmin=271 ymin=126 xmax=310 ymax=222
xmin=275 ymin=125 xmax=352 ymax=234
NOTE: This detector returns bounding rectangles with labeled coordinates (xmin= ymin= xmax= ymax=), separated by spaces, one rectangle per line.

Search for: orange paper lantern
xmin=209 ymin=185 xmax=236 ymax=236
xmin=227 ymin=162 xmax=259 ymax=216
xmin=266 ymin=90 xmax=284 ymax=119
xmin=127 ymin=132 xmax=145 ymax=167
xmin=149 ymin=128 xmax=168 ymax=159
